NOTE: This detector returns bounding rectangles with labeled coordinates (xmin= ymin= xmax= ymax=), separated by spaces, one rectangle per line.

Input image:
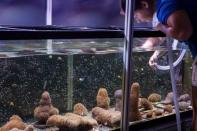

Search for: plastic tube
xmin=156 ymin=40 xmax=186 ymax=70
xmin=156 ymin=49 xmax=186 ymax=70
xmin=167 ymin=40 xmax=182 ymax=131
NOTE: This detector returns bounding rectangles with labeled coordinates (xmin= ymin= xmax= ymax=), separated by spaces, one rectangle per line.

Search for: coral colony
xmin=0 ymin=83 xmax=192 ymax=130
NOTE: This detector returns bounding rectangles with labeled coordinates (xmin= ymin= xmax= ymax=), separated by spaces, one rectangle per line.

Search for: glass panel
xmin=0 ymin=38 xmax=124 ymax=130
xmin=128 ymin=51 xmax=192 ymax=126
xmin=129 ymin=37 xmax=192 ymax=129
xmin=0 ymin=37 xmax=192 ymax=130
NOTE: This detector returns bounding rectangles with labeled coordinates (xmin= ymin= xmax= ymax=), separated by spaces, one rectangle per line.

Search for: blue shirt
xmin=156 ymin=0 xmax=197 ymax=58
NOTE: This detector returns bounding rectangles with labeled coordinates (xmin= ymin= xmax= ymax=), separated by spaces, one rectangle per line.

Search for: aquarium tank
xmin=0 ymin=27 xmax=193 ymax=131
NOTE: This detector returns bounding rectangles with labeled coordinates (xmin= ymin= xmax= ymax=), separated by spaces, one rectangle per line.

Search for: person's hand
xmin=149 ymin=51 xmax=160 ymax=69
xmin=156 ymin=23 xmax=169 ymax=33
xmin=149 ymin=54 xmax=158 ymax=69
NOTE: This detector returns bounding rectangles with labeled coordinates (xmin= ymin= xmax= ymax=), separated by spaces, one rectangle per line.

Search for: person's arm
xmin=157 ymin=10 xmax=193 ymax=41
xmin=148 ymin=50 xmax=161 ymax=68
xmin=141 ymin=37 xmax=165 ymax=68
xmin=141 ymin=37 xmax=164 ymax=48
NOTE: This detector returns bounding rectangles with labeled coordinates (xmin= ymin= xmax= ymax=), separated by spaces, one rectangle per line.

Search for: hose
xmin=156 ymin=40 xmax=186 ymax=70
xmin=167 ymin=39 xmax=182 ymax=131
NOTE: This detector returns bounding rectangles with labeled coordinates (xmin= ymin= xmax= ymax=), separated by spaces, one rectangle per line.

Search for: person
xmin=120 ymin=0 xmax=197 ymax=130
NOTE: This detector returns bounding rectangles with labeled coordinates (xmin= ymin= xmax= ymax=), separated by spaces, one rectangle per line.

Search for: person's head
xmin=120 ymin=0 xmax=156 ymax=22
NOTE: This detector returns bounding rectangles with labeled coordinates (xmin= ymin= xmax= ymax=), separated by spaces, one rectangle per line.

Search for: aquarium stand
xmin=113 ymin=110 xmax=192 ymax=131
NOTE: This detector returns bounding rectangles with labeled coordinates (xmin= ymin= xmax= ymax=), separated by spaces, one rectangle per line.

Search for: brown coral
xmin=23 ymin=125 xmax=34 ymax=131
xmin=139 ymin=98 xmax=153 ymax=110
xmin=73 ymin=103 xmax=88 ymax=116
xmin=148 ymin=93 xmax=161 ymax=103
xmin=161 ymin=92 xmax=174 ymax=105
xmin=154 ymin=109 xmax=163 ymax=116
xmin=9 ymin=125 xmax=34 ymax=131
xmin=163 ymin=105 xmax=173 ymax=113
xmin=96 ymin=87 xmax=110 ymax=109
xmin=114 ymin=89 xmax=122 ymax=111
xmin=0 ymin=115 xmax=27 ymax=131
xmin=129 ymin=82 xmax=141 ymax=122
xmin=92 ymin=107 xmax=121 ymax=127
xmin=146 ymin=110 xmax=153 ymax=118
xmin=46 ymin=113 xmax=97 ymax=130
xmin=178 ymin=94 xmax=190 ymax=102
xmin=179 ymin=101 xmax=190 ymax=111
xmin=144 ymin=109 xmax=163 ymax=119
xmin=34 ymin=91 xmax=59 ymax=124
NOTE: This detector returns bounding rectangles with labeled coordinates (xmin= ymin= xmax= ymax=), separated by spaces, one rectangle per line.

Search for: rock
xmin=46 ymin=113 xmax=97 ymax=130
xmin=163 ymin=105 xmax=173 ymax=113
xmin=161 ymin=92 xmax=174 ymax=105
xmin=129 ymin=82 xmax=141 ymax=122
xmin=139 ymin=98 xmax=153 ymax=110
xmin=114 ymin=89 xmax=122 ymax=111
xmin=73 ymin=103 xmax=88 ymax=116
xmin=96 ymin=87 xmax=110 ymax=109
xmin=0 ymin=115 xmax=27 ymax=131
xmin=34 ymin=91 xmax=59 ymax=124
xmin=148 ymin=93 xmax=161 ymax=103
xmin=92 ymin=107 xmax=121 ymax=127
xmin=178 ymin=94 xmax=190 ymax=102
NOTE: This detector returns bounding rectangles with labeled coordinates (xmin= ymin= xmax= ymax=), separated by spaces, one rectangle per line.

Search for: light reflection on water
xmin=0 ymin=38 xmax=189 ymax=58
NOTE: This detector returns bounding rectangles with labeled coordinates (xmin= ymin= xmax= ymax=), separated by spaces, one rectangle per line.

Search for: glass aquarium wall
xmin=0 ymin=38 xmax=124 ymax=131
xmin=128 ymin=37 xmax=192 ymax=128
xmin=0 ymin=37 xmax=192 ymax=130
